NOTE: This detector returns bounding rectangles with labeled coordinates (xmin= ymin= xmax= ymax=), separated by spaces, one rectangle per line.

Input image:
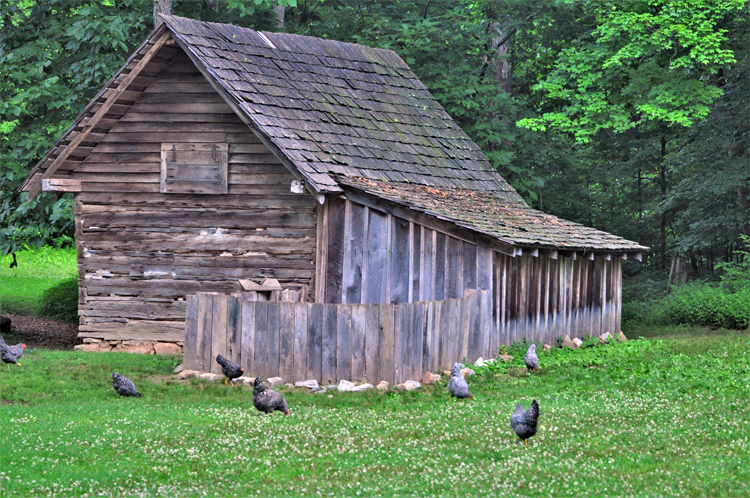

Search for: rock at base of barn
xmin=351 ymin=383 xmax=374 ymax=392
xmin=75 ymin=339 xmax=183 ymax=355
xmin=295 ymin=379 xmax=319 ymax=390
xmin=561 ymin=335 xmax=576 ymax=349
xmin=599 ymin=332 xmax=613 ymax=343
xmin=337 ymin=380 xmax=355 ymax=391
xmin=199 ymin=373 xmax=224 ymax=381
xmin=376 ymin=381 xmax=390 ymax=391
xmin=618 ymin=331 xmax=628 ymax=341
xmin=395 ymin=380 xmax=421 ymax=391
xmin=177 ymin=370 xmax=200 ymax=380
xmin=421 ymin=372 xmax=441 ymax=385
xmin=173 ymin=364 xmax=184 ymax=374
xmin=543 ymin=344 xmax=552 ymax=350
xmin=154 ymin=343 xmax=183 ymax=355
xmin=498 ymin=354 xmax=514 ymax=362
xmin=572 ymin=337 xmax=583 ymax=348
xmin=267 ymin=376 xmax=284 ymax=387
xmin=460 ymin=368 xmax=475 ymax=378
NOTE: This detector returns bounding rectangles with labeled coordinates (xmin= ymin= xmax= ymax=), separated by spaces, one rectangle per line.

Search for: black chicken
xmin=0 ymin=337 xmax=25 ymax=368
xmin=216 ymin=354 xmax=243 ymax=385
xmin=112 ymin=372 xmax=142 ymax=397
xmin=510 ymin=399 xmax=540 ymax=445
xmin=252 ymin=377 xmax=289 ymax=415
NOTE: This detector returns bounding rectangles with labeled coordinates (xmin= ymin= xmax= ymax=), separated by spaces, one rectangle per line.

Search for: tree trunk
xmin=659 ymin=134 xmax=668 ymax=270
xmin=274 ymin=4 xmax=285 ymax=28
xmin=154 ymin=0 xmax=172 ymax=28
xmin=489 ymin=22 xmax=513 ymax=94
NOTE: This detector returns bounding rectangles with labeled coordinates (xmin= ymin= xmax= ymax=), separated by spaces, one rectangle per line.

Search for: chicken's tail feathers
xmin=528 ymin=399 xmax=540 ymax=421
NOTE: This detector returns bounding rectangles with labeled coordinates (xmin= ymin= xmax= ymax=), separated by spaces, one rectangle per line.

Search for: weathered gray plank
xmin=227 ymin=294 xmax=242 ymax=365
xmin=253 ymin=301 xmax=269 ymax=380
xmin=423 ymin=299 xmax=439 ymax=375
xmin=293 ymin=303 xmax=308 ymax=383
xmin=267 ymin=301 xmax=280 ymax=378
xmin=197 ymin=293 xmax=214 ymax=372
xmin=183 ymin=295 xmax=199 ymax=370
xmin=240 ymin=296 xmax=256 ymax=374
xmin=434 ymin=232 xmax=447 ymax=300
xmin=322 ymin=304 xmax=338 ymax=385
xmin=211 ymin=293 xmax=228 ymax=375
xmin=420 ymin=228 xmax=434 ymax=301
xmin=393 ymin=303 xmax=407 ymax=384
xmin=410 ymin=223 xmax=421 ymax=303
xmin=343 ymin=201 xmax=365 ymax=304
xmin=378 ymin=303 xmax=395 ymax=386
xmin=462 ymin=242 xmax=477 ymax=292
xmin=390 ymin=217 xmax=410 ymax=305
xmin=336 ymin=304 xmax=352 ymax=382
xmin=325 ymin=196 xmax=346 ymax=303
xmin=279 ymin=302 xmax=295 ymax=383
xmin=364 ymin=304 xmax=380 ymax=384
xmin=307 ymin=303 xmax=324 ymax=381
xmin=408 ymin=302 xmax=425 ymax=382
xmin=350 ymin=304 xmax=366 ymax=383
xmin=364 ymin=209 xmax=389 ymax=304
xmin=447 ymin=237 xmax=463 ymax=299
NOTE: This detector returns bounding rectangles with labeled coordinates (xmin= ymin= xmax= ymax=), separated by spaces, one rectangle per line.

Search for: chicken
xmin=112 ymin=372 xmax=142 ymax=397
xmin=510 ymin=399 xmax=540 ymax=445
xmin=252 ymin=377 xmax=289 ymax=415
xmin=216 ymin=354 xmax=243 ymax=385
xmin=0 ymin=337 xmax=25 ymax=368
xmin=524 ymin=344 xmax=539 ymax=372
xmin=448 ymin=362 xmax=473 ymax=400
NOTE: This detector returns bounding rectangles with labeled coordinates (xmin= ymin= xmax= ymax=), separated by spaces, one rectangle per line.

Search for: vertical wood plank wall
xmin=71 ymin=47 xmax=317 ymax=341
xmin=494 ymin=252 xmax=622 ymax=345
xmin=325 ymin=198 xmax=493 ymax=305
xmin=185 ymin=290 xmax=493 ymax=385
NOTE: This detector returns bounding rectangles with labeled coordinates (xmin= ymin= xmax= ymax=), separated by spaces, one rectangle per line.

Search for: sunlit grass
xmin=0 ymin=330 xmax=748 ymax=497
xmin=0 ymin=247 xmax=77 ymax=315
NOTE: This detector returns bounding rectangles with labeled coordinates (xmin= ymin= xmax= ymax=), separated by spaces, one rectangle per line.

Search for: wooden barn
xmin=21 ymin=16 xmax=647 ymax=358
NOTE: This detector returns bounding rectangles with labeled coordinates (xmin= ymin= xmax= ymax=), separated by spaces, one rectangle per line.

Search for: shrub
xmin=662 ymin=283 xmax=750 ymax=330
xmin=38 ymin=277 xmax=79 ymax=323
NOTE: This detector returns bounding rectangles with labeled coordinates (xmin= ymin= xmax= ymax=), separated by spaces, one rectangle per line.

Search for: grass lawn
xmin=0 ymin=247 xmax=77 ymax=316
xmin=0 ymin=327 xmax=747 ymax=497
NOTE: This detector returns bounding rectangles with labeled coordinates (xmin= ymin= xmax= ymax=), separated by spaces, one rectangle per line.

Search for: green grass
xmin=0 ymin=247 xmax=77 ymax=316
xmin=1 ymin=329 xmax=748 ymax=497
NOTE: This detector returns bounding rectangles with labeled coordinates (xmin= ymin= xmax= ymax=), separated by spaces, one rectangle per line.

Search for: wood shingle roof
xmin=160 ymin=15 xmax=518 ymax=195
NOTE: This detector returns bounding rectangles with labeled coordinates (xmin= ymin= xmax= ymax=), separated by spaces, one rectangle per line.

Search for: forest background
xmin=1 ymin=0 xmax=748 ymax=321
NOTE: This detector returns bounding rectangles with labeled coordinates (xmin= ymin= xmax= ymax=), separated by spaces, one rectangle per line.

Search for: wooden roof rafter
xmin=22 ymin=24 xmax=172 ymax=199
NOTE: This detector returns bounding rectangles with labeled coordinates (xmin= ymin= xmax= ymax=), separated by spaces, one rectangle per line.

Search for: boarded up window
xmin=160 ymin=143 xmax=228 ymax=194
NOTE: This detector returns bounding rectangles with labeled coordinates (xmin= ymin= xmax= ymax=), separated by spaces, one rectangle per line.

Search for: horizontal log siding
xmin=76 ymin=49 xmax=317 ymax=341
xmin=493 ymin=252 xmax=621 ymax=345
xmin=326 ymin=198 xmax=492 ymax=305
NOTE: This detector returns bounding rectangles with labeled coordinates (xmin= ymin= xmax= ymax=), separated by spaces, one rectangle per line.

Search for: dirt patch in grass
xmin=1 ymin=314 xmax=81 ymax=350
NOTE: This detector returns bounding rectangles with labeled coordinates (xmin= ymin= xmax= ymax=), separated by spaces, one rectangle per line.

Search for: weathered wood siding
xmin=185 ymin=289 xmax=492 ymax=385
xmin=494 ymin=252 xmax=622 ymax=344
xmin=321 ymin=197 xmax=493 ymax=305
xmin=72 ymin=47 xmax=317 ymax=341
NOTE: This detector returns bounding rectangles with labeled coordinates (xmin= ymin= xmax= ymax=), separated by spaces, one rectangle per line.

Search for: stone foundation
xmin=74 ymin=339 xmax=184 ymax=355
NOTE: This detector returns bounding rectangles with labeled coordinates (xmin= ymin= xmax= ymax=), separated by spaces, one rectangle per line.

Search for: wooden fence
xmin=184 ymin=289 xmax=492 ymax=385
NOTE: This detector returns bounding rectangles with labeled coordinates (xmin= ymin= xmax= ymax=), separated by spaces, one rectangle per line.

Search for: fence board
xmin=254 ymin=301 xmax=269 ymax=380
xmin=227 ymin=294 xmax=242 ymax=365
xmin=364 ymin=305 xmax=380 ymax=384
xmin=307 ymin=303 xmax=324 ymax=381
xmin=197 ymin=293 xmax=214 ymax=372
xmin=267 ymin=302 xmax=280 ymax=378
xmin=394 ymin=303 xmax=407 ymax=383
xmin=293 ymin=304 xmax=308 ymax=382
xmin=240 ymin=297 xmax=256 ymax=373
xmin=279 ymin=302 xmax=294 ymax=381
xmin=336 ymin=304 xmax=352 ymax=382
xmin=322 ymin=304 xmax=338 ymax=385
xmin=379 ymin=304 xmax=395 ymax=385
xmin=351 ymin=304 xmax=366 ymax=382
xmin=184 ymin=295 xmax=199 ymax=370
